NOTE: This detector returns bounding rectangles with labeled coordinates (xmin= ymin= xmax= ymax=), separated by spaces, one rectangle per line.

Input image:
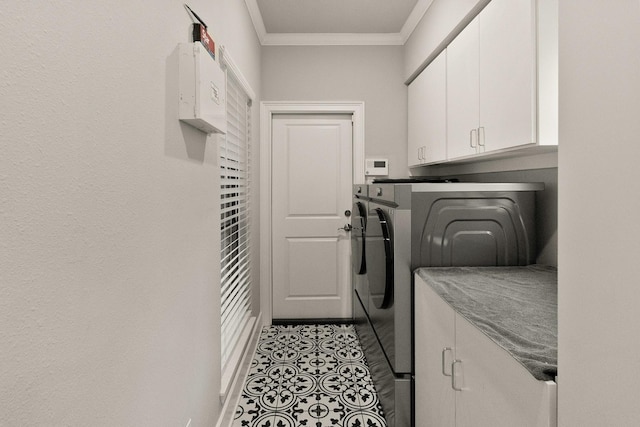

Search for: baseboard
xmin=216 ymin=311 xmax=262 ymax=427
xmin=272 ymin=318 xmax=354 ymax=325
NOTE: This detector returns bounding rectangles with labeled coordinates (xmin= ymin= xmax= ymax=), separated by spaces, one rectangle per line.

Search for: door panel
xmin=479 ymin=0 xmax=535 ymax=152
xmin=272 ymin=116 xmax=353 ymax=319
xmin=455 ymin=312 xmax=554 ymax=427
xmin=286 ymin=238 xmax=339 ymax=297
xmin=415 ymin=277 xmax=456 ymax=427
xmin=408 ymin=49 xmax=447 ymax=165
xmin=447 ymin=16 xmax=480 ymax=159
xmin=286 ymin=127 xmax=341 ymax=215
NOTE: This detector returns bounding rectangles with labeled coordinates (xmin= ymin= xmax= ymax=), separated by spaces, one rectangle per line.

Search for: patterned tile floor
xmin=232 ymin=324 xmax=388 ymax=427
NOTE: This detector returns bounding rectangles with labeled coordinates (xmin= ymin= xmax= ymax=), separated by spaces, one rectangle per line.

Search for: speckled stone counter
xmin=415 ymin=265 xmax=557 ymax=382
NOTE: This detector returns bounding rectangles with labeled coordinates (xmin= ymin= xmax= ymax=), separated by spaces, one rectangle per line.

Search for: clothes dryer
xmin=353 ymin=181 xmax=544 ymax=427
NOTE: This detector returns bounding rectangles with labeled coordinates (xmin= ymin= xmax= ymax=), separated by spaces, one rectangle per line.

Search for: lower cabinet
xmin=414 ymin=274 xmax=557 ymax=427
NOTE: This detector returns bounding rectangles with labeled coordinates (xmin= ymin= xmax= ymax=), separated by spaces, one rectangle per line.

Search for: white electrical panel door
xmin=178 ymin=43 xmax=227 ymax=134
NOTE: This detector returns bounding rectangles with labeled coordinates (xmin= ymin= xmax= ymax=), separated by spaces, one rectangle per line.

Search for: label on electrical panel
xmin=193 ymin=23 xmax=216 ymax=60
xmin=210 ymin=82 xmax=220 ymax=105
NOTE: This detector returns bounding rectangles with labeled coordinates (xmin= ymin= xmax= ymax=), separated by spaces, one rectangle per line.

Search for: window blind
xmin=220 ymin=70 xmax=252 ymax=369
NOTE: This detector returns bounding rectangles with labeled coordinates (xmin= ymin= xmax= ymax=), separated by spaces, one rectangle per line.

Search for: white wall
xmin=261 ymin=46 xmax=408 ymax=178
xmin=0 ymin=1 xmax=260 ymax=425
xmin=558 ymin=1 xmax=640 ymax=425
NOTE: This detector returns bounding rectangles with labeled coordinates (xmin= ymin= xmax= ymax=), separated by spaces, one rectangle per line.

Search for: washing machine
xmin=353 ymin=180 xmax=544 ymax=427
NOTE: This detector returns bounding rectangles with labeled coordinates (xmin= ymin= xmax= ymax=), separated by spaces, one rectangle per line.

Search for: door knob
xmin=338 ymin=224 xmax=353 ymax=232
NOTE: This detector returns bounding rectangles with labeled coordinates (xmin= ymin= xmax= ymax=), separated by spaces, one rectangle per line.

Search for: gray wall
xmin=261 ymin=45 xmax=408 ymax=178
xmin=0 ymin=1 xmax=261 ymax=425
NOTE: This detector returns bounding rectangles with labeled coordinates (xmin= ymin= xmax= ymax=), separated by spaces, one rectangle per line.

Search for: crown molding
xmin=400 ymin=0 xmax=434 ymax=44
xmin=262 ymin=32 xmax=404 ymax=46
xmin=244 ymin=0 xmax=267 ymax=44
xmin=245 ymin=0 xmax=433 ymax=46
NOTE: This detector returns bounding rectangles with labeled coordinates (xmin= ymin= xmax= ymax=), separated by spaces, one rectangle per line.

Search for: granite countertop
xmin=415 ymin=265 xmax=557 ymax=382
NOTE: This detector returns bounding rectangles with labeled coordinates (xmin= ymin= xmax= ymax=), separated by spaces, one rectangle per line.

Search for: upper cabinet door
xmin=479 ymin=0 xmax=536 ymax=152
xmin=408 ymin=49 xmax=448 ymax=166
xmin=446 ymin=17 xmax=480 ymax=160
xmin=407 ymin=71 xmax=426 ymax=167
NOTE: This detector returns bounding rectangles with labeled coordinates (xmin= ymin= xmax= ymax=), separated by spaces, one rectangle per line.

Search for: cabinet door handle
xmin=442 ymin=347 xmax=453 ymax=376
xmin=478 ymin=126 xmax=485 ymax=151
xmin=418 ymin=146 xmax=424 ymax=161
xmin=451 ymin=359 xmax=463 ymax=391
xmin=470 ymin=129 xmax=477 ymax=149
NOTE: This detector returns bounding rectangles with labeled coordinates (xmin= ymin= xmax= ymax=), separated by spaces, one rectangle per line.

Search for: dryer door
xmin=366 ymin=206 xmax=394 ymax=309
xmin=351 ymin=200 xmax=367 ymax=275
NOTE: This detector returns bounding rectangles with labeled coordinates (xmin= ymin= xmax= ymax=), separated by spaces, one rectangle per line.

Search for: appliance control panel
xmin=365 ymin=158 xmax=389 ymax=176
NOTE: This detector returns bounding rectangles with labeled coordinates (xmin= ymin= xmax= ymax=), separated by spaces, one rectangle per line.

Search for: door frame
xmin=260 ymin=101 xmax=366 ymax=325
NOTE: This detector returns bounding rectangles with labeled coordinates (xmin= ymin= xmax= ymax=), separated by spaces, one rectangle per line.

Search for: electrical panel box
xmin=178 ymin=42 xmax=226 ymax=134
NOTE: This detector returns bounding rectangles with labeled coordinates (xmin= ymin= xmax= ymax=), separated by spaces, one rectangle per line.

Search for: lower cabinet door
xmin=415 ymin=278 xmax=456 ymax=427
xmin=455 ymin=313 xmax=557 ymax=427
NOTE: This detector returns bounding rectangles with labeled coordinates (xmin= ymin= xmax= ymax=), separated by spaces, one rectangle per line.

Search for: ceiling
xmin=245 ymin=0 xmax=434 ymax=46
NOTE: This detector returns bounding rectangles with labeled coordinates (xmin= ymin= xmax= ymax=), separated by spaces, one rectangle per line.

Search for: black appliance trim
xmin=374 ymin=207 xmax=394 ymax=309
xmin=354 ymin=201 xmax=367 ymax=275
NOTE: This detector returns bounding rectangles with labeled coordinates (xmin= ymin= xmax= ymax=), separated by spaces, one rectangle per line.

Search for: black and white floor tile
xmin=233 ymin=324 xmax=388 ymax=427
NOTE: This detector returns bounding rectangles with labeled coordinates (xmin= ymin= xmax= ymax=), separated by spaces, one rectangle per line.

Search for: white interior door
xmin=271 ymin=115 xmax=353 ymax=320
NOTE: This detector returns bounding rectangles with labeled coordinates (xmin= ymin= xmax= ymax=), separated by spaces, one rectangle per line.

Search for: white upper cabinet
xmin=408 ymin=49 xmax=447 ymax=166
xmin=478 ymin=0 xmax=536 ymax=153
xmin=447 ymin=0 xmax=535 ymax=160
xmin=408 ymin=0 xmax=557 ymax=166
xmin=446 ymin=17 xmax=480 ymax=160
xmin=404 ymin=0 xmax=492 ymax=82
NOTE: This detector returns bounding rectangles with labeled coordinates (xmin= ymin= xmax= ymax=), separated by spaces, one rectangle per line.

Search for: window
xmin=220 ymin=70 xmax=252 ymax=370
